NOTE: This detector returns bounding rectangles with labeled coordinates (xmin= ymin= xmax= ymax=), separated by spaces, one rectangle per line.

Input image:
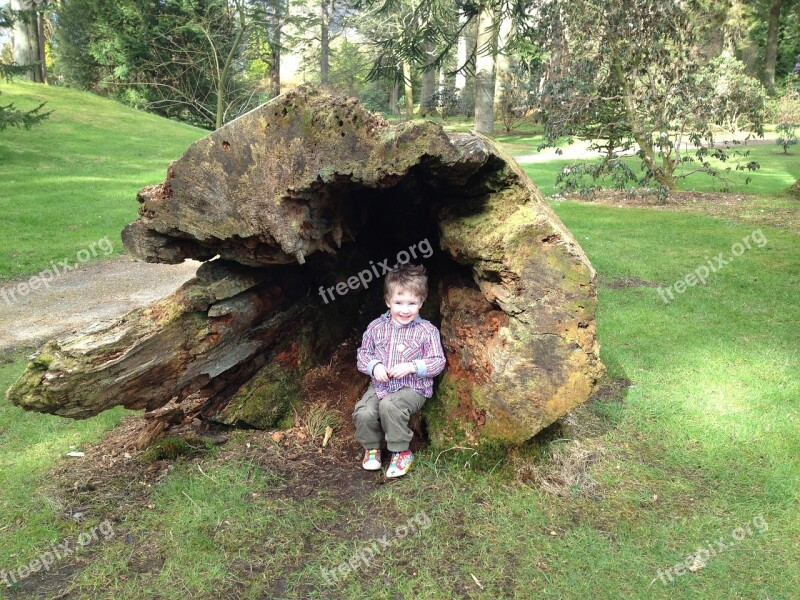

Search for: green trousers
xmin=352 ymin=384 xmax=426 ymax=452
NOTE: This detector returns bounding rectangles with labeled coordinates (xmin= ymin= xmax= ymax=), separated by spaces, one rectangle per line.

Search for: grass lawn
xmin=516 ymin=141 xmax=800 ymax=197
xmin=0 ymin=82 xmax=206 ymax=280
xmin=1 ymin=87 xmax=798 ymax=598
xmin=2 ymin=201 xmax=797 ymax=599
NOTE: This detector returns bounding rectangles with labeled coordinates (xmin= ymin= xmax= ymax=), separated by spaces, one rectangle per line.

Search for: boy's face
xmin=385 ymin=289 xmax=423 ymax=326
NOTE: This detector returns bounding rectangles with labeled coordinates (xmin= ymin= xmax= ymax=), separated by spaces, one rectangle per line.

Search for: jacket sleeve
xmin=413 ymin=325 xmax=446 ymax=378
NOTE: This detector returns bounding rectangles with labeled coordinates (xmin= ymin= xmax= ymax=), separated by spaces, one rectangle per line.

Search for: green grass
xmin=516 ymin=142 xmax=800 ymax=197
xmin=0 ymin=82 xmax=206 ymax=280
xmin=0 ymin=351 xmax=128 ymax=568
xmin=1 ymin=87 xmax=798 ymax=598
xmin=2 ymin=203 xmax=797 ymax=599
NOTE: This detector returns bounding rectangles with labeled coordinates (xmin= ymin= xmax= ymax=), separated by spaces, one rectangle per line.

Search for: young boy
xmin=353 ymin=264 xmax=446 ymax=477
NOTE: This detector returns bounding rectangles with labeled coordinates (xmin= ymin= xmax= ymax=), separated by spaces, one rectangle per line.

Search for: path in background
xmin=513 ymin=134 xmax=776 ymax=164
xmin=0 ymin=257 xmax=200 ymax=354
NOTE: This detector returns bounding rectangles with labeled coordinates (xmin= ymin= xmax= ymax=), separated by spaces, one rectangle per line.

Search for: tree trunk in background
xmin=389 ymin=81 xmax=399 ymax=114
xmin=11 ymin=0 xmax=43 ymax=82
xmin=455 ymin=13 xmax=467 ymax=95
xmin=267 ymin=0 xmax=284 ymax=97
xmin=320 ymin=0 xmax=331 ymax=85
xmin=36 ymin=2 xmax=47 ymax=84
xmin=403 ymin=60 xmax=414 ymax=119
xmin=703 ymin=2 xmax=728 ymax=59
xmin=493 ymin=9 xmax=513 ymax=114
xmin=764 ymin=0 xmax=782 ymax=94
xmin=474 ymin=2 xmax=496 ymax=133
xmin=543 ymin=4 xmax=569 ymax=110
xmin=419 ymin=39 xmax=436 ymax=116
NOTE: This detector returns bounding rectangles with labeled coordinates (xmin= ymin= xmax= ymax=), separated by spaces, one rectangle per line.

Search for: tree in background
xmin=534 ymin=0 xmax=764 ymax=196
xmin=51 ymin=0 xmax=256 ymax=129
xmin=0 ymin=3 xmax=50 ymax=131
xmin=10 ymin=0 xmax=48 ymax=83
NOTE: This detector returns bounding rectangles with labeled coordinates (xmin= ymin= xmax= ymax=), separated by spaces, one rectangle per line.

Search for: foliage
xmin=497 ymin=59 xmax=536 ymax=132
xmin=427 ymin=85 xmax=462 ymax=118
xmin=776 ymin=122 xmax=798 ymax=153
xmin=533 ymin=0 xmax=763 ymax=196
xmin=746 ymin=0 xmax=800 ymax=81
xmin=0 ymin=4 xmax=50 ymax=132
xmin=51 ymin=0 xmax=258 ymax=128
xmin=695 ymin=54 xmax=769 ymax=132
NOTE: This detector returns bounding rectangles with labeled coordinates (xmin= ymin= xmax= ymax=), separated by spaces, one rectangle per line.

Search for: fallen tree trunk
xmin=8 ymin=86 xmax=604 ymax=447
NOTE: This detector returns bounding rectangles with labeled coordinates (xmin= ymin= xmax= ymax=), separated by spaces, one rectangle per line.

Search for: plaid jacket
xmin=356 ymin=312 xmax=446 ymax=398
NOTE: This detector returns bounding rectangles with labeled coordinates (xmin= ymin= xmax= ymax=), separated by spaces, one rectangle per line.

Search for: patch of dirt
xmin=559 ymin=190 xmax=800 ymax=231
xmin=587 ymin=376 xmax=633 ymax=404
xmin=600 ymin=276 xmax=659 ymax=290
xmin=516 ymin=438 xmax=607 ymax=498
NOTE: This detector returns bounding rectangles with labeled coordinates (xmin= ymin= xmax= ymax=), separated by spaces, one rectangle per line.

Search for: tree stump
xmin=7 ymin=86 xmax=604 ymax=448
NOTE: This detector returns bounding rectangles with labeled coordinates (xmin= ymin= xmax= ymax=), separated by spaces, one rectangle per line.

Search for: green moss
xmin=216 ymin=364 xmax=302 ymax=429
xmin=142 ymin=435 xmax=211 ymax=462
xmin=31 ymin=353 xmax=55 ymax=369
xmin=423 ymin=373 xmax=475 ymax=448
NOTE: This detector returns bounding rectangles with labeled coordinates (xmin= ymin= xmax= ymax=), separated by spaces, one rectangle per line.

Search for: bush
xmin=774 ymin=76 xmax=800 ymax=123
xmin=696 ymin=55 xmax=769 ymax=133
xmin=776 ymin=123 xmax=798 ymax=154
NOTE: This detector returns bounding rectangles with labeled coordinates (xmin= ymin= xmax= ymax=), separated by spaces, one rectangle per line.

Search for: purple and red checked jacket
xmin=356 ymin=311 xmax=446 ymax=398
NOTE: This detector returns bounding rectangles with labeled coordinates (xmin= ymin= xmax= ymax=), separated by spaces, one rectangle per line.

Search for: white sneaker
xmin=386 ymin=450 xmax=414 ymax=478
xmin=362 ymin=448 xmax=381 ymax=471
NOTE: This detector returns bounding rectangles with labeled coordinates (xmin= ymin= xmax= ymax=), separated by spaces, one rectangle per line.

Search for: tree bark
xmin=474 ymin=1 xmax=496 ymax=133
xmin=764 ymin=0 xmax=782 ymax=94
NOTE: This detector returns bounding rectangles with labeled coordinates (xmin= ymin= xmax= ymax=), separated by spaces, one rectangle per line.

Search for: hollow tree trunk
xmin=8 ymin=87 xmax=604 ymax=449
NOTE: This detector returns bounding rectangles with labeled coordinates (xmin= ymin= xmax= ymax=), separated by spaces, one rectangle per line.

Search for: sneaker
xmin=362 ymin=448 xmax=381 ymax=471
xmin=386 ymin=450 xmax=414 ymax=478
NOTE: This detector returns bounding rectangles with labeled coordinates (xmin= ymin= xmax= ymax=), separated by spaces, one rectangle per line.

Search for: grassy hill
xmin=0 ymin=82 xmax=206 ymax=280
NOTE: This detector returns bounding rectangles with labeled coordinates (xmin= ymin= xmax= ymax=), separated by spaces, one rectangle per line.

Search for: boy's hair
xmin=385 ymin=264 xmax=428 ymax=301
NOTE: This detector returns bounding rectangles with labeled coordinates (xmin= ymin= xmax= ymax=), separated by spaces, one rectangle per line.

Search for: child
xmin=353 ymin=264 xmax=446 ymax=477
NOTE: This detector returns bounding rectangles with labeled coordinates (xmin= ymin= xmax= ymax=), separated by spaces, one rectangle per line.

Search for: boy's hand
xmin=373 ymin=363 xmax=390 ymax=383
xmin=388 ymin=362 xmax=416 ymax=379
